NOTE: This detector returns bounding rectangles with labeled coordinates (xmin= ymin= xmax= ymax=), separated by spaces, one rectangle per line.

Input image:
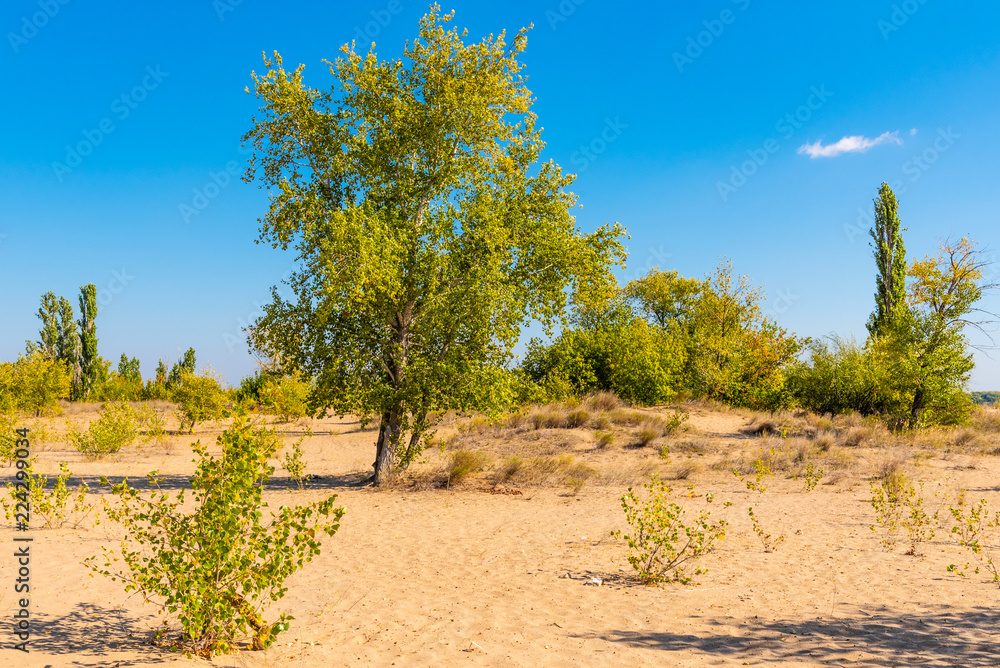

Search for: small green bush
xmin=69 ymin=401 xmax=141 ymax=458
xmin=86 ymin=416 xmax=344 ymax=657
xmin=612 ymin=475 xmax=726 ymax=585
xmin=171 ymin=370 xmax=229 ymax=433
xmin=2 ymin=461 xmax=94 ymax=529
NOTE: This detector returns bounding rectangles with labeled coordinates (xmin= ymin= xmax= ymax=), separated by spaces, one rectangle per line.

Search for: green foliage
xmin=661 ymin=409 xmax=689 ymax=435
xmin=77 ymin=283 xmax=99 ymax=400
xmin=171 ymin=370 xmax=228 ymax=433
xmin=947 ymin=493 xmax=1000 ymax=586
xmin=258 ymin=373 xmax=312 ymax=422
xmin=786 ymin=336 xmax=909 ymax=418
xmin=523 ymin=305 xmax=685 ymax=406
xmin=167 ymin=348 xmax=197 ymax=389
xmin=2 ymin=461 xmax=95 ymax=529
xmin=612 ymin=475 xmax=726 ymax=585
xmin=735 ymin=451 xmax=785 ymax=551
xmin=0 ymin=352 xmax=72 ymax=416
xmin=245 ymin=7 xmax=626 ymax=484
xmin=970 ymin=391 xmax=999 ymax=406
xmin=27 ymin=292 xmax=79 ymax=370
xmin=68 ymin=400 xmax=163 ymax=458
xmin=803 ymin=462 xmax=824 ymax=492
xmin=280 ymin=435 xmax=309 ymax=490
xmin=869 ymin=471 xmax=936 ymax=553
xmin=85 ymin=416 xmax=345 ymax=657
xmin=867 ymin=182 xmax=909 ymax=338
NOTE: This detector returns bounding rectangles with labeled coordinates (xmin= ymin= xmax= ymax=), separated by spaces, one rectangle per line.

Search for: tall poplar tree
xmin=29 ymin=292 xmax=78 ymax=366
xmin=244 ymin=6 xmax=626 ymax=484
xmin=77 ymin=283 xmax=99 ymax=399
xmin=867 ymin=182 xmax=908 ymax=338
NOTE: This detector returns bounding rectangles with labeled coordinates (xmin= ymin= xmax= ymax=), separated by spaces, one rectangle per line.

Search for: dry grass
xmin=447 ymin=450 xmax=492 ymax=487
xmin=583 ymin=391 xmax=625 ymax=413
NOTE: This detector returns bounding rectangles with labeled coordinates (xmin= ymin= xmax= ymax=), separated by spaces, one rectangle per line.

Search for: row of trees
xmin=25 ymin=284 xmax=99 ymax=401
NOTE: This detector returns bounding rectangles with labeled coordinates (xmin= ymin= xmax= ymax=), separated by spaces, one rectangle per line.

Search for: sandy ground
xmin=2 ymin=405 xmax=1000 ymax=667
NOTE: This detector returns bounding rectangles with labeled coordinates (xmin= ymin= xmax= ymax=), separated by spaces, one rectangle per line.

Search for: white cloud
xmin=797 ymin=131 xmax=903 ymax=159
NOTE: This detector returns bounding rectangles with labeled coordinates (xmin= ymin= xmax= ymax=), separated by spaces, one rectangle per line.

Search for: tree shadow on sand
xmin=575 ymin=604 xmax=1000 ymax=665
xmin=28 ymin=602 xmax=172 ymax=666
xmin=0 ymin=471 xmax=373 ymax=493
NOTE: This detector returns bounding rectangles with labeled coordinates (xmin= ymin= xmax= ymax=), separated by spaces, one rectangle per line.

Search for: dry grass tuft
xmin=635 ymin=424 xmax=659 ymax=447
xmin=565 ymin=409 xmax=590 ymax=429
xmin=583 ymin=391 xmax=624 ymax=413
xmin=447 ymin=450 xmax=492 ymax=487
xmin=594 ymin=431 xmax=615 ymax=449
xmin=667 ymin=460 xmax=700 ymax=480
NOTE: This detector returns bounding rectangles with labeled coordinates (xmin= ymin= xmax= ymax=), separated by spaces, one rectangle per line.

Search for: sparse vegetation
xmin=612 ymin=474 xmax=727 ymax=585
xmin=86 ymin=417 xmax=344 ymax=657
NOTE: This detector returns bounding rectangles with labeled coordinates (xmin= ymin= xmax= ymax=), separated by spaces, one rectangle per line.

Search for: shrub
xmin=447 ymin=450 xmax=491 ymax=487
xmin=947 ymin=493 xmax=1000 ymax=586
xmin=869 ymin=471 xmax=934 ymax=552
xmin=258 ymin=373 xmax=312 ymax=422
xmin=280 ymin=434 xmax=309 ymax=490
xmin=612 ymin=475 xmax=727 ymax=585
xmin=2 ymin=461 xmax=95 ymax=529
xmin=69 ymin=401 xmax=142 ymax=458
xmin=0 ymin=353 xmax=72 ymax=417
xmin=86 ymin=417 xmax=344 ymax=657
xmin=171 ymin=370 xmax=229 ymax=433
xmin=661 ymin=409 xmax=689 ymax=436
xmin=803 ymin=462 xmax=824 ymax=492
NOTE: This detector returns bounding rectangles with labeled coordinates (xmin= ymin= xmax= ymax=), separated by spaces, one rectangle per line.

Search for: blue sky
xmin=2 ymin=0 xmax=999 ymax=389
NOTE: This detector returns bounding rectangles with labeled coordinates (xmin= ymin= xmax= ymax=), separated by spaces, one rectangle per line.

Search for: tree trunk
xmin=909 ymin=386 xmax=925 ymax=428
xmin=373 ymin=408 xmax=403 ymax=486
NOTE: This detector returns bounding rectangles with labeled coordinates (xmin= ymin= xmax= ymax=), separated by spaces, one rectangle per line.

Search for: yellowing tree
xmin=244 ymin=6 xmax=625 ymax=484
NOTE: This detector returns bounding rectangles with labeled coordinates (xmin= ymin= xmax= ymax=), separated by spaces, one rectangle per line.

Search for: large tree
xmin=244 ymin=6 xmax=625 ymax=484
xmin=77 ymin=283 xmax=99 ymax=400
xmin=28 ymin=292 xmax=78 ymax=369
xmin=867 ymin=182 xmax=908 ymax=338
xmin=900 ymin=238 xmax=996 ymax=426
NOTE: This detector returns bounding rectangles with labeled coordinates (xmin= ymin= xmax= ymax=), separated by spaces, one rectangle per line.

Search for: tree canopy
xmin=244 ymin=6 xmax=625 ymax=484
